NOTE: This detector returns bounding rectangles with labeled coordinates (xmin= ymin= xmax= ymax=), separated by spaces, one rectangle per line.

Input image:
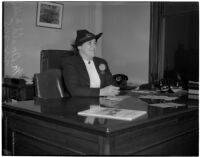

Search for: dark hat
xmin=74 ymin=29 xmax=103 ymax=46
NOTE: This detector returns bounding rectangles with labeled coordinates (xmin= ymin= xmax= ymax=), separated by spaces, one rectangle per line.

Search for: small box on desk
xmin=148 ymin=103 xmax=187 ymax=118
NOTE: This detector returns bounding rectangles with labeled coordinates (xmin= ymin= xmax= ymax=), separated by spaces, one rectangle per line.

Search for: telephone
xmin=113 ymin=74 xmax=128 ymax=88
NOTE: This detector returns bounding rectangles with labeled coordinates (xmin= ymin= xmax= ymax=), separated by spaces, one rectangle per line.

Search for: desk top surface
xmin=3 ymin=92 xmax=198 ymax=136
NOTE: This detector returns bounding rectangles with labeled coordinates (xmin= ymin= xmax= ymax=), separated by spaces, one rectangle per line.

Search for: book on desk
xmin=78 ymin=106 xmax=147 ymax=121
xmin=188 ymin=80 xmax=199 ymax=100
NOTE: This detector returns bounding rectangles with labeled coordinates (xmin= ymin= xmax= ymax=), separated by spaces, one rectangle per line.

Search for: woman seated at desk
xmin=61 ymin=29 xmax=120 ymax=97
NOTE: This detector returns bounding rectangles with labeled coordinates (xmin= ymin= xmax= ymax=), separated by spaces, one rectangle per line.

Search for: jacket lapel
xmin=76 ymin=55 xmax=90 ymax=84
xmin=93 ymin=58 xmax=103 ymax=87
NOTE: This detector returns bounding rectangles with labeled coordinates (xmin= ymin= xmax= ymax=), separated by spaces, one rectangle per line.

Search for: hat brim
xmin=95 ymin=32 xmax=103 ymax=40
xmin=76 ymin=33 xmax=103 ymax=46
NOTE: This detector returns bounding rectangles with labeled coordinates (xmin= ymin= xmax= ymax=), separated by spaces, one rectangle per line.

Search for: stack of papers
xmin=139 ymin=95 xmax=178 ymax=101
xmin=78 ymin=107 xmax=147 ymax=121
xmin=131 ymin=90 xmax=156 ymax=94
xmin=149 ymin=102 xmax=186 ymax=108
xmin=102 ymin=96 xmax=130 ymax=101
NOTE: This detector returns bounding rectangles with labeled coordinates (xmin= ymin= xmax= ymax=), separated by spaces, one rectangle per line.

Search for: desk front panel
xmin=7 ymin=113 xmax=100 ymax=155
xmin=113 ymin=110 xmax=198 ymax=155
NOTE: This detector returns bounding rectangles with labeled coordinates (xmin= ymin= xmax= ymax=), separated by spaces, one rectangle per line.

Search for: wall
xmin=102 ymin=2 xmax=150 ymax=84
xmin=4 ymin=1 xmax=102 ymax=79
xmin=4 ymin=2 xmax=150 ymax=85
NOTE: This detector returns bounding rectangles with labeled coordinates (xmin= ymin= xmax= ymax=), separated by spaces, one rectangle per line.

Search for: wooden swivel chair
xmin=34 ymin=69 xmax=69 ymax=99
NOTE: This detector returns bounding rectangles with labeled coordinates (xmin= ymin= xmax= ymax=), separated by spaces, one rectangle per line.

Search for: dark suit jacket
xmin=61 ymin=54 xmax=116 ymax=97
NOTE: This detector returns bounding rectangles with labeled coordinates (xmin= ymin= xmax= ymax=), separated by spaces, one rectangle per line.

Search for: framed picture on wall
xmin=36 ymin=2 xmax=63 ymax=29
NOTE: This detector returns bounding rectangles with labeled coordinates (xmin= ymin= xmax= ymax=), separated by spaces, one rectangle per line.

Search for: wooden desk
xmin=2 ymin=96 xmax=198 ymax=155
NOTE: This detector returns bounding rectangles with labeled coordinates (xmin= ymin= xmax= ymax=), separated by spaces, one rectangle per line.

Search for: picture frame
xmin=36 ymin=2 xmax=63 ymax=29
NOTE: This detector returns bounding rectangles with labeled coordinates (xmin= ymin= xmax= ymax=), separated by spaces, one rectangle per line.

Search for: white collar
xmin=83 ymin=58 xmax=93 ymax=64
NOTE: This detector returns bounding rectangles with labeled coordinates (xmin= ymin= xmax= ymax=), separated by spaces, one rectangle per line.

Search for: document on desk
xmin=139 ymin=95 xmax=178 ymax=101
xmin=100 ymin=96 xmax=148 ymax=110
xmin=103 ymin=95 xmax=130 ymax=101
xmin=131 ymin=90 xmax=156 ymax=94
xmin=78 ymin=106 xmax=147 ymax=121
xmin=149 ymin=102 xmax=186 ymax=108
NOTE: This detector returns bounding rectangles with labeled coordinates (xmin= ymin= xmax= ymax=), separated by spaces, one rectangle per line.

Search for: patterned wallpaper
xmin=4 ymin=3 xmax=25 ymax=78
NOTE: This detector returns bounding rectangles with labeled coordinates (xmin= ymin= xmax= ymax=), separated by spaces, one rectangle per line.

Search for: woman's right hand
xmin=100 ymin=85 xmax=120 ymax=96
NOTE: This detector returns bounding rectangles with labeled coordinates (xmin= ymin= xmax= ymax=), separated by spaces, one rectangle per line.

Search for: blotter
xmin=78 ymin=107 xmax=147 ymax=121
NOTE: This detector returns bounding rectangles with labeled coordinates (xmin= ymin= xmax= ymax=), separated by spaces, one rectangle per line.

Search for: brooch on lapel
xmin=99 ymin=63 xmax=106 ymax=75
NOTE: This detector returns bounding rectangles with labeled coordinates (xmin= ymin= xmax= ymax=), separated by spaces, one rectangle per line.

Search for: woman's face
xmin=78 ymin=39 xmax=97 ymax=60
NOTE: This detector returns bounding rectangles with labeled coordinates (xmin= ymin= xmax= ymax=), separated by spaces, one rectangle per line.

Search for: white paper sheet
xmin=149 ymin=102 xmax=186 ymax=108
xmin=139 ymin=95 xmax=178 ymax=101
xmin=103 ymin=95 xmax=130 ymax=101
xmin=131 ymin=90 xmax=156 ymax=94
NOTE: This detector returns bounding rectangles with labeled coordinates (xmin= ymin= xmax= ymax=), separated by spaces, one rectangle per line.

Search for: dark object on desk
xmin=34 ymin=69 xmax=70 ymax=99
xmin=113 ymin=74 xmax=128 ymax=88
xmin=159 ymin=78 xmax=181 ymax=87
xmin=139 ymin=83 xmax=155 ymax=90
xmin=160 ymin=86 xmax=174 ymax=93
xmin=158 ymin=78 xmax=184 ymax=93
xmin=40 ymin=50 xmax=74 ymax=72
xmin=2 ymin=78 xmax=35 ymax=101
xmin=4 ymin=78 xmax=26 ymax=85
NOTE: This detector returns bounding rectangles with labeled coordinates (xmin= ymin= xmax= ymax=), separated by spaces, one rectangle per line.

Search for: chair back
xmin=34 ymin=69 xmax=69 ymax=99
xmin=40 ymin=50 xmax=74 ymax=72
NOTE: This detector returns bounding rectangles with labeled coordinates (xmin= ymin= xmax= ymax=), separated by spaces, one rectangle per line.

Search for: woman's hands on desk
xmin=100 ymin=85 xmax=120 ymax=96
